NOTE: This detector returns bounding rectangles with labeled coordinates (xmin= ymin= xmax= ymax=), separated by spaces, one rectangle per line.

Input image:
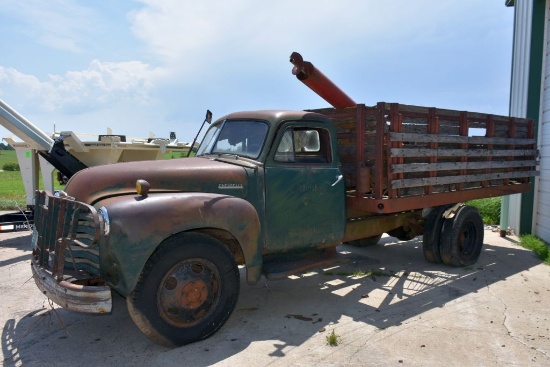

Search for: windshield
xmin=197 ymin=120 xmax=269 ymax=159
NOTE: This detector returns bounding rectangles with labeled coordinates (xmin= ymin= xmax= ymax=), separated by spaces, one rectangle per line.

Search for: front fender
xmin=96 ymin=192 xmax=262 ymax=296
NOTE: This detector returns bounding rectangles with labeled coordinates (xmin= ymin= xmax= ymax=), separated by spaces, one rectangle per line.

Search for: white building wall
xmin=507 ymin=0 xmax=533 ymax=234
xmin=534 ymin=0 xmax=550 ymax=243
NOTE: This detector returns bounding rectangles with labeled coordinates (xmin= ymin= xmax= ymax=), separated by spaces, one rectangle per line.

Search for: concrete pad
xmin=1 ymin=229 xmax=549 ymax=366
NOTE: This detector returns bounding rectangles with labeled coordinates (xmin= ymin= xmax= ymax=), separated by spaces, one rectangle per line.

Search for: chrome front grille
xmin=32 ymin=190 xmax=102 ymax=279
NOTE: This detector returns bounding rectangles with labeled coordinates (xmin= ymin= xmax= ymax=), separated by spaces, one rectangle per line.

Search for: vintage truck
xmin=30 ymin=53 xmax=538 ymax=347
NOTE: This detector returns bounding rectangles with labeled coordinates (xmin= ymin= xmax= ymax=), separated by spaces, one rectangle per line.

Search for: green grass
xmin=326 ymin=329 xmax=341 ymax=347
xmin=0 ymin=170 xmax=62 ymax=210
xmin=0 ymin=149 xmax=17 ymax=167
xmin=0 ymin=171 xmax=28 ymax=209
xmin=466 ymin=197 xmax=501 ymax=225
xmin=519 ymin=235 xmax=550 ymax=264
xmin=0 ymin=150 xmax=25 ymax=209
xmin=0 ymin=149 xmax=64 ymax=209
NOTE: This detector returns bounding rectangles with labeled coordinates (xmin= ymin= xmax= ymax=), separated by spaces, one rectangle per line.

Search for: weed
xmin=352 ymin=270 xmax=367 ymax=277
xmin=2 ymin=162 xmax=20 ymax=171
xmin=326 ymin=329 xmax=341 ymax=346
xmin=0 ymin=199 xmax=23 ymax=211
xmin=519 ymin=235 xmax=550 ymax=264
xmin=466 ymin=197 xmax=501 ymax=224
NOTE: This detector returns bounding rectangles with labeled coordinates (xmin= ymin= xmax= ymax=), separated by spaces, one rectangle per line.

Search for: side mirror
xmin=187 ymin=110 xmax=213 ymax=157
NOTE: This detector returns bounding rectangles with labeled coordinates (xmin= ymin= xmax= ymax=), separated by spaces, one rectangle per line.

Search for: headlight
xmin=54 ymin=190 xmax=66 ymax=197
xmin=98 ymin=206 xmax=110 ymax=236
xmin=54 ymin=190 xmax=74 ymax=200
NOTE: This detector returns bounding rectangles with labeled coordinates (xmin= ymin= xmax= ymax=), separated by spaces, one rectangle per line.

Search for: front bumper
xmin=31 ymin=190 xmax=112 ymax=314
xmin=31 ymin=258 xmax=112 ymax=313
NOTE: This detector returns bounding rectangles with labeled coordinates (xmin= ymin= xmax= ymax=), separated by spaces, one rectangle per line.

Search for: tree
xmin=0 ymin=142 xmax=14 ymax=150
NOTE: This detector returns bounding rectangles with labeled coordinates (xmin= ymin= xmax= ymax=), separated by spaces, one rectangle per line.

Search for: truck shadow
xmin=0 ymin=231 xmax=32 ymax=269
xmin=2 ymin=232 xmax=542 ymax=366
xmin=0 ymin=230 xmax=32 ymax=250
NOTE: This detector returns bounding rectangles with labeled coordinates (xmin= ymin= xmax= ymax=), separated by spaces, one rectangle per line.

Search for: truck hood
xmin=65 ymin=157 xmax=249 ymax=204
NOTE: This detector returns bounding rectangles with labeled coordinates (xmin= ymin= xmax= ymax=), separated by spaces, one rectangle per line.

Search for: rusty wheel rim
xmin=157 ymin=258 xmax=221 ymax=328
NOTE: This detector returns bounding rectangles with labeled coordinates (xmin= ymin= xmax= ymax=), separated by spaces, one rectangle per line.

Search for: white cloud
xmin=0 ymin=60 xmax=158 ymax=113
xmin=126 ymin=0 xmax=510 ymax=83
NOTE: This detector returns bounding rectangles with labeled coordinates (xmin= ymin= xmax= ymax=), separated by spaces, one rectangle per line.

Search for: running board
xmin=262 ymin=248 xmax=349 ymax=280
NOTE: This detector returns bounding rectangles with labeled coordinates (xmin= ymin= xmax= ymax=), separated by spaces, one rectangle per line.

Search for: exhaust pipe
xmin=290 ymin=52 xmax=356 ymax=108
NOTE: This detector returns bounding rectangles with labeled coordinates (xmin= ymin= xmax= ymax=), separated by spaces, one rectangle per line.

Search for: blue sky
xmin=1 ymin=1 xmax=514 ymax=143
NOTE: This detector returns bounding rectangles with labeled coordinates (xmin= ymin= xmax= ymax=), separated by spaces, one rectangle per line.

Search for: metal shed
xmin=505 ymin=0 xmax=549 ymax=242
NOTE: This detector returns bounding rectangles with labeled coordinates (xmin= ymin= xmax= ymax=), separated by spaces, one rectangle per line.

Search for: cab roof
xmin=214 ymin=110 xmax=330 ymax=126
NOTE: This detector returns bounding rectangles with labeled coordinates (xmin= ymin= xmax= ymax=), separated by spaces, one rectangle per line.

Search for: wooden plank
xmin=390 ymin=148 xmax=537 ymax=158
xmin=390 ymin=170 xmax=539 ymax=189
xmin=379 ymin=103 xmax=531 ymax=125
xmin=391 ymin=160 xmax=538 ymax=173
xmin=389 ymin=132 xmax=536 ymax=145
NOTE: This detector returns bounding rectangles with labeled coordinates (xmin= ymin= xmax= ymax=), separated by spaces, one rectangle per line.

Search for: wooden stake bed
xmin=311 ymin=102 xmax=538 ymax=215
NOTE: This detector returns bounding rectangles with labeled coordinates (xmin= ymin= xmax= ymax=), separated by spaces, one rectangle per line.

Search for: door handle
xmin=331 ymin=175 xmax=343 ymax=187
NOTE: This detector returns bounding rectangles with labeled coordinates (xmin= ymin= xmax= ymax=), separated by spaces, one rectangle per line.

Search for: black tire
xmin=127 ymin=232 xmax=240 ymax=347
xmin=422 ymin=205 xmax=453 ymax=263
xmin=348 ymin=234 xmax=383 ymax=247
xmin=439 ymin=206 xmax=484 ymax=267
xmin=387 ymin=227 xmax=416 ymax=241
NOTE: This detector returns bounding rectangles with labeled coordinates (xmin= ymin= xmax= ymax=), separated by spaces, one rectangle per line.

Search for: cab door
xmin=264 ymin=122 xmax=346 ymax=253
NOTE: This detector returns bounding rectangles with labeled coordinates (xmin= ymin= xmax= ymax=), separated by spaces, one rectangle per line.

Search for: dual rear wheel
xmin=344 ymin=204 xmax=484 ymax=267
xmin=423 ymin=205 xmax=484 ymax=266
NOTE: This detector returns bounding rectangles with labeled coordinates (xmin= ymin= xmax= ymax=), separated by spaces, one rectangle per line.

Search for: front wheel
xmin=127 ymin=232 xmax=240 ymax=347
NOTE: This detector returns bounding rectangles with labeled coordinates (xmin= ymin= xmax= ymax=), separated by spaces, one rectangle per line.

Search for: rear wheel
xmin=422 ymin=205 xmax=453 ymax=263
xmin=127 ymin=232 xmax=240 ymax=347
xmin=348 ymin=234 xmax=383 ymax=247
xmin=439 ymin=206 xmax=484 ymax=267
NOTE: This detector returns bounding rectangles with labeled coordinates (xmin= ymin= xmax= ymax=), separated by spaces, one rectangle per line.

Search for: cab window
xmin=274 ymin=127 xmax=331 ymax=164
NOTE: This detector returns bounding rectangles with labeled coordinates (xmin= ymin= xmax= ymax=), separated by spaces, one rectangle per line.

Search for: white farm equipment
xmin=0 ymin=99 xmax=191 ymax=232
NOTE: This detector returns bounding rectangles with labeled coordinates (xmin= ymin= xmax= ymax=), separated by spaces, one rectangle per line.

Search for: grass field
xmin=0 ymin=170 xmax=28 ymax=209
xmin=0 ymin=149 xmax=17 ymax=168
xmin=0 ymin=150 xmax=65 ymax=209
xmin=0 ymin=150 xmax=24 ymax=208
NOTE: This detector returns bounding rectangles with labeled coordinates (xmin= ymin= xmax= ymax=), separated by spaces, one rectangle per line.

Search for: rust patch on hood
xmin=65 ymin=157 xmax=249 ymax=204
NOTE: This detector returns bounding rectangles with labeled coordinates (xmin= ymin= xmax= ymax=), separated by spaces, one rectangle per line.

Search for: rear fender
xmin=96 ymin=192 xmax=262 ymax=296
